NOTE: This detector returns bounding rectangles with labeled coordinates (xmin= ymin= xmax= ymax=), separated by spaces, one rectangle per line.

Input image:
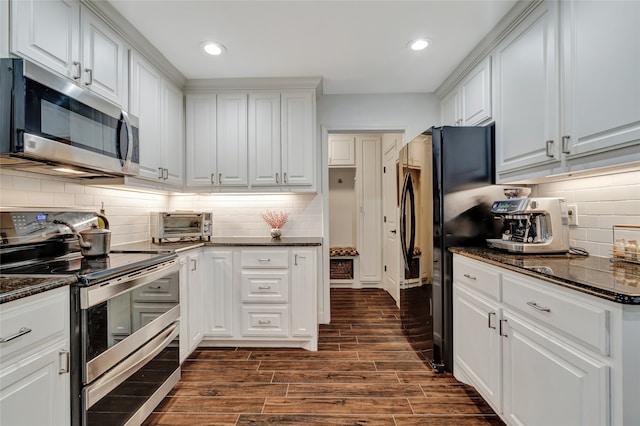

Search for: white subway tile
xmin=26 ymin=192 xmax=54 ymax=206
xmin=13 ymin=176 xmax=41 ymax=192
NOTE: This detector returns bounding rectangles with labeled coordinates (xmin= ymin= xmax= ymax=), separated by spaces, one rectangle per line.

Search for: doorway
xmin=326 ymin=132 xmax=402 ymax=304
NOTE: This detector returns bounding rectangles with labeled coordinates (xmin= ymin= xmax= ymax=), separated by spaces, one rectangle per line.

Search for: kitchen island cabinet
xmin=0 ymin=286 xmax=70 ymax=426
xmin=452 ymin=252 xmax=640 ymax=426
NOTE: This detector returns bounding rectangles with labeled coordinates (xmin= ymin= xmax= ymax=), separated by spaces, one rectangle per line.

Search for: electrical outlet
xmin=567 ymin=204 xmax=578 ymax=226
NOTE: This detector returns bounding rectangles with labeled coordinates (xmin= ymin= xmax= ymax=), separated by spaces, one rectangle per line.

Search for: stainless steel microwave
xmin=151 ymin=212 xmax=213 ymax=243
xmin=0 ymin=58 xmax=139 ymax=178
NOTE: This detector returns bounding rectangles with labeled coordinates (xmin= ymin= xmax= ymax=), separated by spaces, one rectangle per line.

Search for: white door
xmin=382 ymin=133 xmax=400 ymax=304
xmin=185 ymin=94 xmax=217 ymax=187
xmin=162 ymin=79 xmax=184 ymax=186
xmin=281 ymin=91 xmax=315 ymax=187
xmin=202 ymin=250 xmax=234 ymax=337
xmin=357 ymin=136 xmax=382 ymax=284
xmin=248 ymin=92 xmax=281 ymax=186
xmin=216 ymin=93 xmax=248 ymax=187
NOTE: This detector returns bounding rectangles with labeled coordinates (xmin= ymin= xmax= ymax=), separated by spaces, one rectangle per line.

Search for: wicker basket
xmin=330 ymin=259 xmax=354 ymax=280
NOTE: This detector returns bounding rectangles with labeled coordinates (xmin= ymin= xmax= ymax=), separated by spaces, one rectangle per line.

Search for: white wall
xmin=534 ymin=169 xmax=640 ymax=257
xmin=317 ymin=93 xmax=440 ymax=142
xmin=169 ymin=193 xmax=322 ymax=238
xmin=0 ymin=169 xmax=169 ymax=245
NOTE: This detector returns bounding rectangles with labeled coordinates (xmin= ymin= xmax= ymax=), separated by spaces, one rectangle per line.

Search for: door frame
xmin=320 ymin=125 xmax=406 ymax=324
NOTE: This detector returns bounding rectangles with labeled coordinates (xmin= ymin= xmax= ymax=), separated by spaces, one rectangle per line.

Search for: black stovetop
xmin=0 ymin=251 xmax=177 ymax=286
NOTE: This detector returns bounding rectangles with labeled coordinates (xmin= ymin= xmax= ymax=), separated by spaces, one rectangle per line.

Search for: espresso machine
xmin=486 ymin=196 xmax=570 ymax=254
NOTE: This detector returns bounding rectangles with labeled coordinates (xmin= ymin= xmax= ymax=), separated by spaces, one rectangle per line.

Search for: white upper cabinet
xmin=440 ymin=57 xmax=492 ymax=127
xmin=216 ymin=93 xmax=248 ymax=187
xmin=130 ymin=51 xmax=184 ymax=187
xmin=187 ymin=87 xmax=317 ymax=192
xmin=560 ymin=0 xmax=640 ymax=169
xmin=11 ymin=0 xmax=128 ymax=108
xmin=328 ymin=135 xmax=356 ymax=167
xmin=185 ymin=93 xmax=248 ymax=189
xmin=494 ymin=0 xmax=560 ymax=179
xmin=281 ymin=90 xmax=315 ymax=188
xmin=249 ymin=92 xmax=281 ymax=186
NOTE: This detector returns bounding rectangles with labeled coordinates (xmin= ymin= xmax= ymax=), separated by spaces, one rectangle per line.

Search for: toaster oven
xmin=150 ymin=212 xmax=212 ymax=242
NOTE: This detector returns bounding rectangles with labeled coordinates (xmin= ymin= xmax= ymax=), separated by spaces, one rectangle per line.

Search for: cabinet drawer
xmin=240 ymin=306 xmax=289 ymax=337
xmin=132 ymin=277 xmax=179 ymax=303
xmin=241 ymin=271 xmax=289 ymax=303
xmin=0 ymin=288 xmax=69 ymax=365
xmin=241 ymin=250 xmax=289 ymax=268
xmin=453 ymin=255 xmax=501 ymax=300
xmin=502 ymin=272 xmax=609 ymax=355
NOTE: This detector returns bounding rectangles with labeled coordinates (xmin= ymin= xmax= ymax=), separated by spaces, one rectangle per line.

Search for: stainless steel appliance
xmin=487 ymin=197 xmax=570 ymax=253
xmin=0 ymin=210 xmax=180 ymax=425
xmin=0 ymin=58 xmax=139 ymax=178
xmin=150 ymin=211 xmax=212 ymax=243
xmin=399 ymin=124 xmax=506 ymax=373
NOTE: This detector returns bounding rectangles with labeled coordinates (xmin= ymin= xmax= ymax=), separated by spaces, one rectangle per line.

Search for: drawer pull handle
xmin=258 ymin=285 xmax=272 ymax=290
xmin=148 ymin=285 xmax=162 ymax=290
xmin=463 ymin=273 xmax=476 ymax=280
xmin=0 ymin=327 xmax=32 ymax=343
xmin=487 ymin=312 xmax=496 ymax=329
xmin=527 ymin=301 xmax=551 ymax=312
xmin=258 ymin=320 xmax=272 ymax=325
xmin=499 ymin=319 xmax=508 ymax=337
xmin=59 ymin=350 xmax=70 ymax=374
xmin=258 ymin=258 xmax=271 ymax=263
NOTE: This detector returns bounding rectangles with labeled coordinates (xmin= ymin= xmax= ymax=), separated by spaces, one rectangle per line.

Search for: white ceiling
xmin=109 ymin=0 xmax=517 ymax=94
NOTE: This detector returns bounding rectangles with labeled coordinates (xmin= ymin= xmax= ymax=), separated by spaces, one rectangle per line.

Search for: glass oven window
xmin=162 ymin=215 xmax=202 ymax=235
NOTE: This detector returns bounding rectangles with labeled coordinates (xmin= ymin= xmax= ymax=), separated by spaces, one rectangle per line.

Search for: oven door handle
xmin=81 ymin=258 xmax=179 ymax=309
xmin=84 ymin=321 xmax=179 ymax=410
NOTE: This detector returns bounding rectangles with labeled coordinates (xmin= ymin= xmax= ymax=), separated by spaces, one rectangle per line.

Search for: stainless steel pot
xmin=53 ymin=213 xmax=111 ymax=257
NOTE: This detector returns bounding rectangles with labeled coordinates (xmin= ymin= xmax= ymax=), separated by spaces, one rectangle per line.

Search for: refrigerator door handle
xmin=400 ymin=173 xmax=416 ymax=272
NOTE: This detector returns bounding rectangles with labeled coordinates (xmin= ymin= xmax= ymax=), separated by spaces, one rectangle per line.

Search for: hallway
xmin=144 ymin=288 xmax=502 ymax=425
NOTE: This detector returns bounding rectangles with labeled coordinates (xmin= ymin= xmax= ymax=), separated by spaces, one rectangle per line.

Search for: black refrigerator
xmin=399 ymin=123 xmax=504 ymax=373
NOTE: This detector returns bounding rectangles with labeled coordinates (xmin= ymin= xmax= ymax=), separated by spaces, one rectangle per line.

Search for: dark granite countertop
xmin=451 ymin=247 xmax=640 ymax=305
xmin=112 ymin=237 xmax=323 ymax=253
xmin=0 ymin=276 xmax=77 ymax=304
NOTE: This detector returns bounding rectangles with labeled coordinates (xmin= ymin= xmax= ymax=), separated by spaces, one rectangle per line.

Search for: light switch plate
xmin=567 ymin=204 xmax=578 ymax=226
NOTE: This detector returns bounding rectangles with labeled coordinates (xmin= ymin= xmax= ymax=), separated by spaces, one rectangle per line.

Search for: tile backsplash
xmin=0 ymin=169 xmax=168 ymax=245
xmin=169 ymin=193 xmax=323 ymax=238
xmin=534 ymin=169 xmax=640 ymax=257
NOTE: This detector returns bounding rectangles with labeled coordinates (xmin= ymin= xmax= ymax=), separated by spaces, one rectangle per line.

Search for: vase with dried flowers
xmin=261 ymin=210 xmax=289 ymax=239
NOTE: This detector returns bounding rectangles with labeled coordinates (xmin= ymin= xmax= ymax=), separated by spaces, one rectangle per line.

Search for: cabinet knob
xmin=463 ymin=273 xmax=477 ymax=281
xmin=210 ymin=173 xmax=216 ymax=184
xmin=0 ymin=327 xmax=32 ymax=343
xmin=562 ymin=135 xmax=571 ymax=154
xmin=527 ymin=301 xmax=551 ymax=312
xmin=487 ymin=312 xmax=496 ymax=329
xmin=219 ymin=173 xmax=223 ymax=184
xmin=158 ymin=167 xmax=164 ymax=179
xmin=499 ymin=319 xmax=508 ymax=337
xmin=545 ymin=140 xmax=555 ymax=158
xmin=276 ymin=172 xmax=280 ymax=184
xmin=72 ymin=61 xmax=81 ymax=80
xmin=59 ymin=350 xmax=70 ymax=374
xmin=258 ymin=320 xmax=272 ymax=325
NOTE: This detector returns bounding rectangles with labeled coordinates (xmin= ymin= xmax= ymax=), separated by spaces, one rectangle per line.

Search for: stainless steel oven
xmin=71 ymin=254 xmax=180 ymax=426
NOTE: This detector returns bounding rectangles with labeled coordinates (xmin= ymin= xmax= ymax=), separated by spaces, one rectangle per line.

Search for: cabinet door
xmin=11 ymin=0 xmax=80 ymax=81
xmin=291 ymin=249 xmax=317 ymax=338
xmin=357 ymin=136 xmax=382 ymax=283
xmin=202 ymin=250 xmax=234 ymax=337
xmin=328 ymin=136 xmax=356 ymax=167
xmin=453 ymin=284 xmax=501 ymax=412
xmin=162 ymin=79 xmax=185 ymax=186
xmin=460 ymin=57 xmax=492 ymax=126
xmin=0 ymin=342 xmax=69 ymax=426
xmin=248 ymin=92 xmax=281 ymax=186
xmin=281 ymin=91 xmax=315 ymax=187
xmin=187 ymin=252 xmax=204 ymax=352
xmin=217 ymin=93 xmax=248 ymax=187
xmin=440 ymin=89 xmax=460 ymax=126
xmin=502 ymin=312 xmax=609 ymax=426
xmin=80 ymin=7 xmax=127 ymax=108
xmin=494 ymin=1 xmax=560 ymax=177
xmin=130 ymin=52 xmax=163 ymax=181
xmin=185 ymin=94 xmax=217 ymax=187
xmin=179 ymin=256 xmax=189 ymax=362
xmin=561 ymin=1 xmax=640 ymax=164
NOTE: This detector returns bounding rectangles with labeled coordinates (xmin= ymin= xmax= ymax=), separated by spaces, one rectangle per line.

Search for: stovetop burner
xmin=0 ymin=251 xmax=177 ymax=286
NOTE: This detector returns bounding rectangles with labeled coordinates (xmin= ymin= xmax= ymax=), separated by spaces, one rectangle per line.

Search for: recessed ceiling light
xmin=202 ymin=41 xmax=226 ymax=56
xmin=408 ymin=38 xmax=430 ymax=51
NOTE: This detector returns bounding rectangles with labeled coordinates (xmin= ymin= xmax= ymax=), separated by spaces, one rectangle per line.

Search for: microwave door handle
xmin=120 ymin=111 xmax=134 ymax=173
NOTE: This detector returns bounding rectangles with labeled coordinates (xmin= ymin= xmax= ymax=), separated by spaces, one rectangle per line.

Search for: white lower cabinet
xmin=502 ymin=311 xmax=609 ymax=426
xmin=453 ymin=254 xmax=618 ymax=426
xmin=179 ymin=250 xmax=204 ymax=363
xmin=200 ymin=247 xmax=318 ymax=350
xmin=0 ymin=287 xmax=70 ymax=426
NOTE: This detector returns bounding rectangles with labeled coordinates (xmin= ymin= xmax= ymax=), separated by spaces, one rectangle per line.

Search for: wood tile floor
xmin=144 ymin=288 xmax=503 ymax=425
